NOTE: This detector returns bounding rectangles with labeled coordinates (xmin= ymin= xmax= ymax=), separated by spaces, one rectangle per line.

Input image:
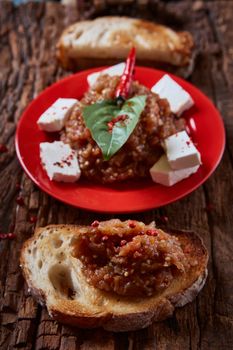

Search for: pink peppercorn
xmin=15 ymin=183 xmax=21 ymax=191
xmin=146 ymin=229 xmax=158 ymax=236
xmin=128 ymin=221 xmax=136 ymax=228
xmin=16 ymin=196 xmax=24 ymax=206
xmin=0 ymin=144 xmax=8 ymax=153
xmin=159 ymin=215 xmax=169 ymax=224
xmin=0 ymin=233 xmax=16 ymax=240
xmin=91 ymin=220 xmax=99 ymax=228
xmin=29 ymin=216 xmax=37 ymax=223
xmin=7 ymin=233 xmax=16 ymax=239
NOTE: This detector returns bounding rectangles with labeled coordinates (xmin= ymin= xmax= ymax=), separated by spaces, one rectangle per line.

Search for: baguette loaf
xmin=20 ymin=222 xmax=208 ymax=332
xmin=57 ymin=17 xmax=194 ymax=73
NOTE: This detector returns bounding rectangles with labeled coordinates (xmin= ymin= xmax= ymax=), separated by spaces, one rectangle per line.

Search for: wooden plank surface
xmin=0 ymin=1 xmax=232 ymax=349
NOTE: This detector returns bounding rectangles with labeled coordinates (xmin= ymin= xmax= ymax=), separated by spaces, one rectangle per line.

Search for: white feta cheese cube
xmin=150 ymin=154 xmax=200 ymax=186
xmin=87 ymin=63 xmax=125 ymax=86
xmin=40 ymin=141 xmax=81 ymax=182
xmin=37 ymin=98 xmax=78 ymax=132
xmin=151 ymin=74 xmax=194 ymax=116
xmin=164 ymin=130 xmax=201 ymax=170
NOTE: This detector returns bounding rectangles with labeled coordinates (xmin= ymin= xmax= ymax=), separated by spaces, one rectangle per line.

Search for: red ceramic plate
xmin=15 ymin=67 xmax=225 ymax=213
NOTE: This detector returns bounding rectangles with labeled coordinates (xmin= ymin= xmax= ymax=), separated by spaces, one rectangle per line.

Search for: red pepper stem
xmin=115 ymin=47 xmax=136 ymax=101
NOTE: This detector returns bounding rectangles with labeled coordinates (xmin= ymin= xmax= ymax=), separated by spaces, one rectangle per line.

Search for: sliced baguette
xmin=20 ymin=224 xmax=208 ymax=332
xmin=56 ymin=16 xmax=194 ymax=74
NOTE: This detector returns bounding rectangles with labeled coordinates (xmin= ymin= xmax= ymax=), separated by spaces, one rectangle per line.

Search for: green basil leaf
xmin=82 ymin=95 xmax=147 ymax=160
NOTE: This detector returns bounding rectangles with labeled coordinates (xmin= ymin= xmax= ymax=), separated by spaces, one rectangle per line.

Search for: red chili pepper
xmin=107 ymin=114 xmax=128 ymax=133
xmin=114 ymin=47 xmax=136 ymax=101
xmin=107 ymin=121 xmax=113 ymax=133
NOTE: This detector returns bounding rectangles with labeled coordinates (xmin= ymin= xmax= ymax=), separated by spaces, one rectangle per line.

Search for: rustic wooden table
xmin=0 ymin=1 xmax=233 ymax=349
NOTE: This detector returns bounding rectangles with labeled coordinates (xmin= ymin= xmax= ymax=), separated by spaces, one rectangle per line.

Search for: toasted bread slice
xmin=56 ymin=16 xmax=194 ymax=73
xmin=20 ymin=223 xmax=208 ymax=332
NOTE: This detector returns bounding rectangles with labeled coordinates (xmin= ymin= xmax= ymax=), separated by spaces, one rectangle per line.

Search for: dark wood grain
xmin=0 ymin=1 xmax=232 ymax=349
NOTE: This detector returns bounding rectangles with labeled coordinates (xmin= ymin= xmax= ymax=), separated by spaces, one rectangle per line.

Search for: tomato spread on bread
xmin=72 ymin=219 xmax=191 ymax=297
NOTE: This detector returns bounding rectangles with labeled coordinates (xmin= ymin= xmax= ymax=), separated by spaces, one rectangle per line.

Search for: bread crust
xmin=56 ymin=16 xmax=194 ymax=75
xmin=20 ymin=224 xmax=208 ymax=332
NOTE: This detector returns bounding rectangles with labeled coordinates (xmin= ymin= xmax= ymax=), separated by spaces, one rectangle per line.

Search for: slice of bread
xmin=20 ymin=224 xmax=208 ymax=332
xmin=56 ymin=16 xmax=194 ymax=73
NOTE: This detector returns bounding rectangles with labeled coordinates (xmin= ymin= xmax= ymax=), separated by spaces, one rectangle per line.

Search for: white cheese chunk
xmin=37 ymin=98 xmax=78 ymax=132
xmin=151 ymin=74 xmax=194 ymax=116
xmin=40 ymin=141 xmax=81 ymax=182
xmin=87 ymin=63 xmax=125 ymax=86
xmin=150 ymin=154 xmax=200 ymax=186
xmin=164 ymin=130 xmax=201 ymax=170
